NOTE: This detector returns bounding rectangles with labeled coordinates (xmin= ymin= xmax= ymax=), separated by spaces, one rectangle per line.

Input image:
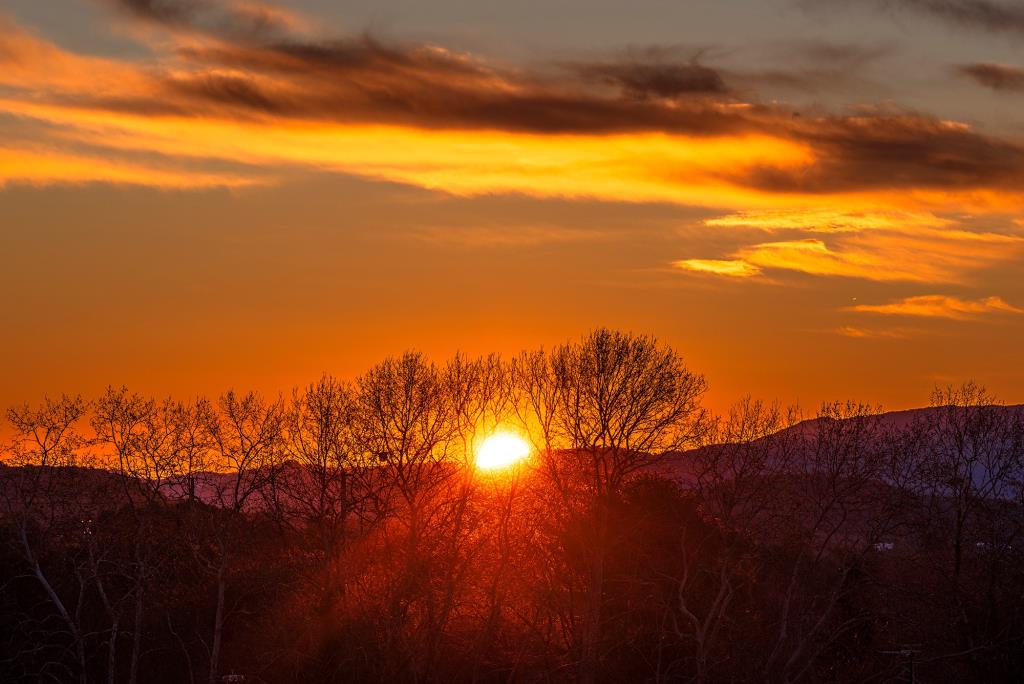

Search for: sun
xmin=476 ymin=432 xmax=531 ymax=471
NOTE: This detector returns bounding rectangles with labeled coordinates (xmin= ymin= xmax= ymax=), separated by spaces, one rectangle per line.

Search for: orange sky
xmin=1 ymin=0 xmax=1023 ymax=416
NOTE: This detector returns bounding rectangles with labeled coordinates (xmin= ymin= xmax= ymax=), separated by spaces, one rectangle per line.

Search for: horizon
xmin=5 ymin=331 xmax=1023 ymax=473
xmin=3 ymin=330 xmax=1024 ymax=425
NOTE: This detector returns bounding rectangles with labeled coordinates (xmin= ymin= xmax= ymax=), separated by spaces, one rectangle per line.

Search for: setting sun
xmin=476 ymin=432 xmax=531 ymax=471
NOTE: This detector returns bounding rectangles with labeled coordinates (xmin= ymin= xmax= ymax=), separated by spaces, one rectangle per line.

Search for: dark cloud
xmin=158 ymin=38 xmax=752 ymax=135
xmin=809 ymin=0 xmax=1024 ymax=35
xmin=573 ymin=61 xmax=728 ymax=98
xmin=957 ymin=62 xmax=1024 ymax=91
xmin=108 ymin=0 xmax=196 ymax=24
xmin=65 ymin=0 xmax=1024 ymax=196
xmin=732 ymin=112 xmax=1024 ymax=192
xmin=900 ymin=0 xmax=1024 ymax=33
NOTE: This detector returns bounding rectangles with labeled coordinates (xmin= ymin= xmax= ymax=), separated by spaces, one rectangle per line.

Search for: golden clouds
xmin=674 ymin=259 xmax=762 ymax=277
xmin=679 ymin=207 xmax=1024 ymax=332
xmin=849 ymin=295 xmax=1024 ymax=319
xmin=737 ymin=238 xmax=891 ymax=281
xmin=1 ymin=98 xmax=813 ymax=202
xmin=693 ymin=236 xmax=954 ymax=283
xmin=677 ymin=209 xmax=1024 ymax=284
xmin=0 ymin=15 xmax=815 ymax=199
xmin=3 ymin=7 xmax=1024 ymax=212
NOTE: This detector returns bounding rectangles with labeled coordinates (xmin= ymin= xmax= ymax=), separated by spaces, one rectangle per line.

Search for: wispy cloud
xmin=705 ymin=209 xmax=953 ymax=234
xmin=849 ymin=294 xmax=1024 ymax=319
xmin=0 ymin=144 xmax=259 ymax=188
xmin=834 ymin=325 xmax=910 ymax=338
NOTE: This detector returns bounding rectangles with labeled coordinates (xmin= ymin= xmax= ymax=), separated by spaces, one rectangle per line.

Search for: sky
xmin=2 ymin=0 xmax=1024 ymax=414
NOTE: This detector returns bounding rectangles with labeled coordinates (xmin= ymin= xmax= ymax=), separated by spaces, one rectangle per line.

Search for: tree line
xmin=1 ymin=329 xmax=1023 ymax=683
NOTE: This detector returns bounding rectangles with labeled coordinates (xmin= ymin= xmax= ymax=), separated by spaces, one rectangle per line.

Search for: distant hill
xmin=655 ymin=403 xmax=1024 ymax=494
xmin=767 ymin=404 xmax=1024 ymax=442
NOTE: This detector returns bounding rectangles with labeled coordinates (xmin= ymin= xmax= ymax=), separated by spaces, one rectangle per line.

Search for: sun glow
xmin=476 ymin=432 xmax=531 ymax=471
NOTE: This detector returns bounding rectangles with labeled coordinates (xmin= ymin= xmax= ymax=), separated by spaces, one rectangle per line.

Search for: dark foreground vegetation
xmin=2 ymin=330 xmax=1023 ymax=683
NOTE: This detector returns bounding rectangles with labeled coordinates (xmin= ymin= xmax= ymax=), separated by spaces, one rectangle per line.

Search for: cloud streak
xmin=674 ymin=209 xmax=1023 ymax=284
xmin=834 ymin=325 xmax=909 ymax=338
xmin=0 ymin=144 xmax=259 ymax=188
xmin=849 ymin=294 xmax=1024 ymax=318
xmin=674 ymin=259 xmax=763 ymax=277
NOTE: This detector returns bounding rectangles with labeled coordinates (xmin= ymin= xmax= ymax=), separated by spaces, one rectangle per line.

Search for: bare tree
xmin=1 ymin=396 xmax=91 ymax=684
xmin=656 ymin=397 xmax=801 ymax=683
xmin=760 ymin=401 xmax=910 ymax=684
xmin=90 ymin=388 xmax=206 ymax=684
xmin=163 ymin=398 xmax=215 ymax=507
xmin=351 ymin=352 xmax=462 ymax=679
xmin=908 ymin=383 xmax=1024 ymax=677
xmin=514 ymin=329 xmax=709 ymax=683
xmin=280 ymin=375 xmax=380 ymax=607
xmin=197 ymin=390 xmax=286 ymax=684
